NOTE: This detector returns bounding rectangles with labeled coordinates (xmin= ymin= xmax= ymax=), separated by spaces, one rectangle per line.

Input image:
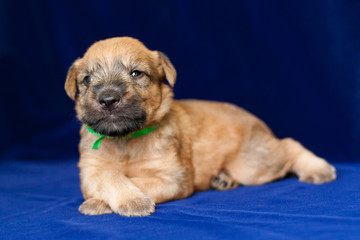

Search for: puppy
xmin=65 ymin=37 xmax=336 ymax=216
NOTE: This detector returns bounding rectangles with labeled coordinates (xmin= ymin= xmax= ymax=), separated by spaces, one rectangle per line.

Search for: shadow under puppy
xmin=65 ymin=37 xmax=336 ymax=216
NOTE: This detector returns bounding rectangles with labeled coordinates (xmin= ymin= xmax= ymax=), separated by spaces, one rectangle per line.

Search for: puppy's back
xmin=176 ymin=99 xmax=270 ymax=136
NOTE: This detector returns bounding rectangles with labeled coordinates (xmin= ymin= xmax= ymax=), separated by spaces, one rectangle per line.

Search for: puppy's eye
xmin=83 ymin=75 xmax=93 ymax=85
xmin=130 ymin=70 xmax=143 ymax=78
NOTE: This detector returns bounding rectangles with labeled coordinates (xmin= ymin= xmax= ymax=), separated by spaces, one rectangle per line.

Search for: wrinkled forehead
xmin=81 ymin=38 xmax=157 ymax=73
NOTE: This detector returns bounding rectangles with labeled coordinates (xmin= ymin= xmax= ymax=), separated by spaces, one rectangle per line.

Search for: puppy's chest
xmin=100 ymin=139 xmax=180 ymax=178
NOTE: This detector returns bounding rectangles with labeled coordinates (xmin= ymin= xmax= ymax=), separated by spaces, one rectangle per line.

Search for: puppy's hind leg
xmin=224 ymin=123 xmax=336 ymax=185
xmin=282 ymin=138 xmax=336 ymax=184
xmin=210 ymin=170 xmax=240 ymax=191
xmin=224 ymin=125 xmax=295 ymax=186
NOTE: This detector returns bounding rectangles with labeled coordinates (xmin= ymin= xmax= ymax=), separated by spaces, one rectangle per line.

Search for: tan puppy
xmin=65 ymin=37 xmax=336 ymax=216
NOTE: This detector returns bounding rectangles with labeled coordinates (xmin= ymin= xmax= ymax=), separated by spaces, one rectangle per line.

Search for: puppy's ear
xmin=64 ymin=59 xmax=81 ymax=100
xmin=156 ymin=51 xmax=177 ymax=87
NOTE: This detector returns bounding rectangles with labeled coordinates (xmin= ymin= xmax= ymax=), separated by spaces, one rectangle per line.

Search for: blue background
xmin=1 ymin=0 xmax=360 ymax=239
xmin=1 ymin=0 xmax=360 ymax=161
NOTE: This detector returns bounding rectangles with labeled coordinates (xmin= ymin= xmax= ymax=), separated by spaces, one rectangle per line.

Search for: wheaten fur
xmin=65 ymin=37 xmax=336 ymax=216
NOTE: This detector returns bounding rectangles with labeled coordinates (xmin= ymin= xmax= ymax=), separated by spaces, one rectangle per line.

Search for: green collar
xmin=86 ymin=125 xmax=159 ymax=149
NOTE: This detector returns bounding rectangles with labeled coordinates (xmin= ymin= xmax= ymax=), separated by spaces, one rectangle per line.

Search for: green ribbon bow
xmin=86 ymin=125 xmax=159 ymax=149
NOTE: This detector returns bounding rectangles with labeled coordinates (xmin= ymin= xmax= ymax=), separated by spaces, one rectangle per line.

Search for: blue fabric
xmin=1 ymin=0 xmax=360 ymax=239
xmin=1 ymin=159 xmax=359 ymax=239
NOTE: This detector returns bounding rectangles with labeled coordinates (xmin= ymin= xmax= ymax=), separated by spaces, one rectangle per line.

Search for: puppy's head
xmin=65 ymin=37 xmax=176 ymax=136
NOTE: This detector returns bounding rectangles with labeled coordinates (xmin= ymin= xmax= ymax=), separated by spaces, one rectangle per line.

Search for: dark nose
xmin=99 ymin=95 xmax=120 ymax=109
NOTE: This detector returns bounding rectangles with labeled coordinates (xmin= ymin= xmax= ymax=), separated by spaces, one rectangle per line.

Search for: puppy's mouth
xmin=81 ymin=102 xmax=147 ymax=137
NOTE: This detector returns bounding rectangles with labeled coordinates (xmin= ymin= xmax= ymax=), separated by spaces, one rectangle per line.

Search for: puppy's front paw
xmin=299 ymin=160 xmax=336 ymax=184
xmin=79 ymin=198 xmax=112 ymax=215
xmin=112 ymin=196 xmax=155 ymax=217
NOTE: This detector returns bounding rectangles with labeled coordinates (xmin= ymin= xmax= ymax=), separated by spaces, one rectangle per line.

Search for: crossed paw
xmin=79 ymin=196 xmax=155 ymax=217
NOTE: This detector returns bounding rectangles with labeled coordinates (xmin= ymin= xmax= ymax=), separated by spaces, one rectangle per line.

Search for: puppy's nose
xmin=99 ymin=96 xmax=120 ymax=109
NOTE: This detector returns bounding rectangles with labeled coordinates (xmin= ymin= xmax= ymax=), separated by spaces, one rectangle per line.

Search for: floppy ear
xmin=64 ymin=59 xmax=81 ymax=100
xmin=157 ymin=51 xmax=177 ymax=87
